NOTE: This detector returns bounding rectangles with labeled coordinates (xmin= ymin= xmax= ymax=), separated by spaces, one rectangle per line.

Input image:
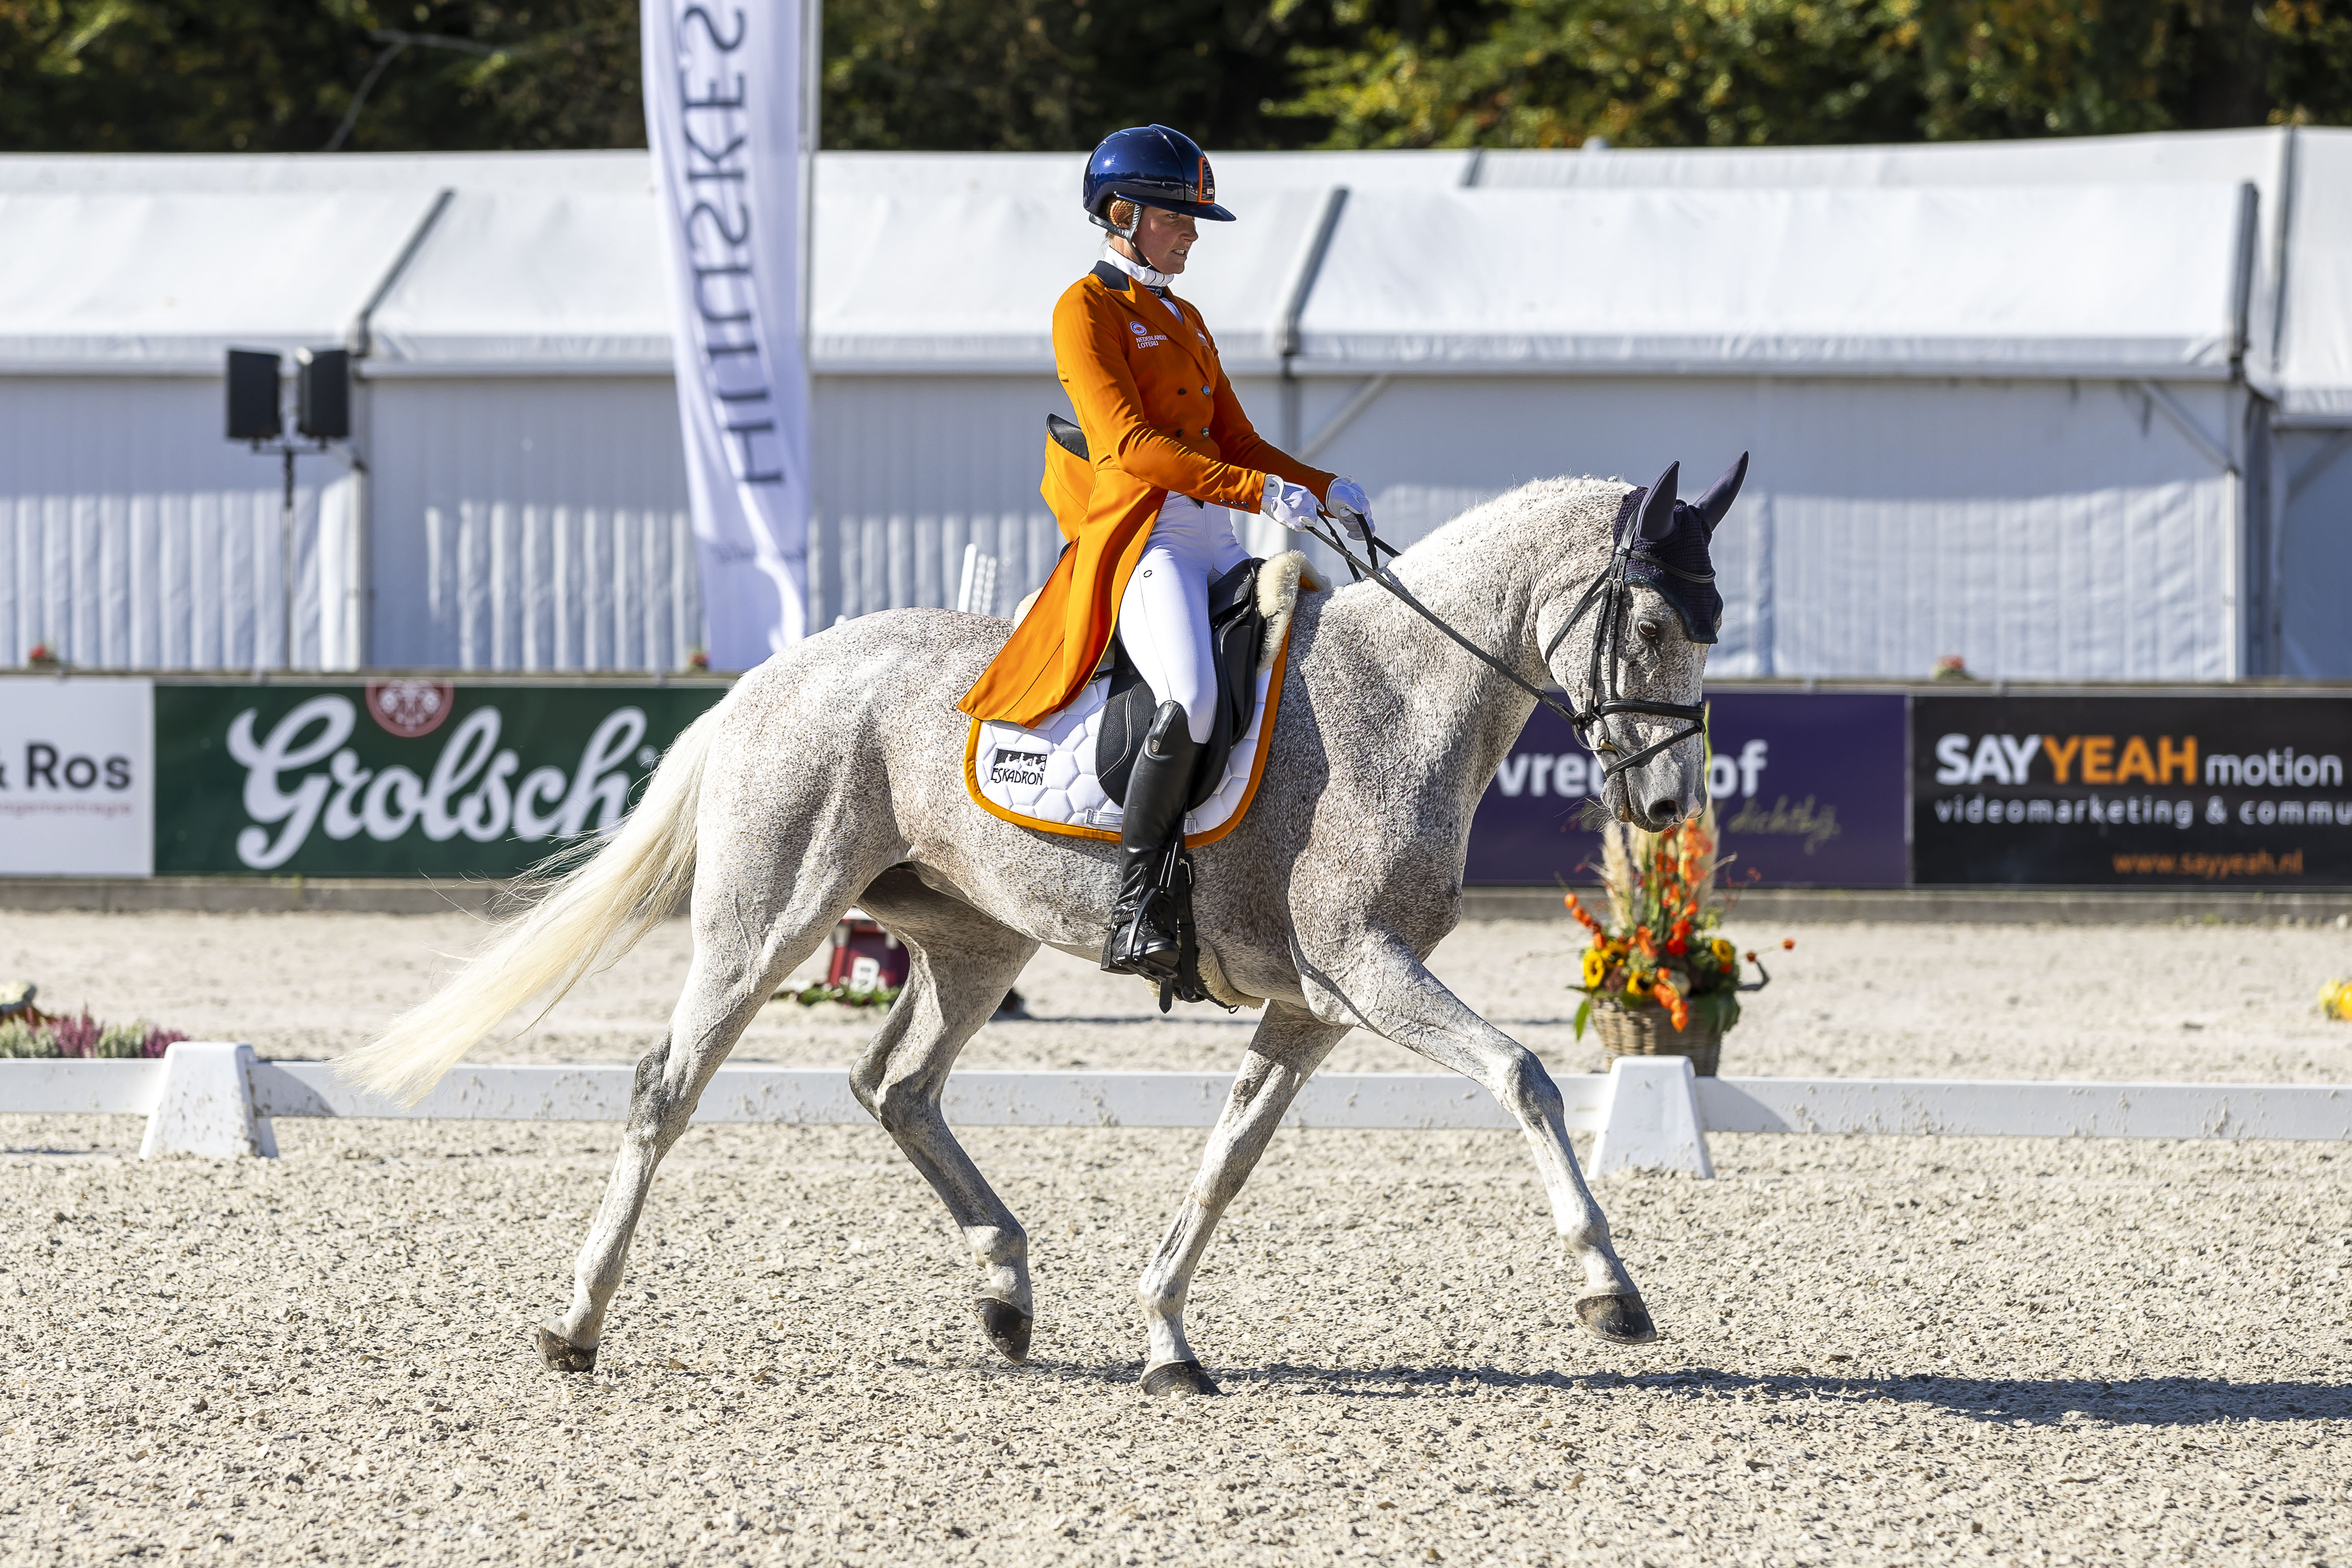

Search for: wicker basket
xmin=1590 ymin=1002 xmax=1723 ymax=1077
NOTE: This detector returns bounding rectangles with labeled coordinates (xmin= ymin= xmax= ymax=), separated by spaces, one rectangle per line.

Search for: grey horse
xmin=343 ymin=468 xmax=1731 ymax=1395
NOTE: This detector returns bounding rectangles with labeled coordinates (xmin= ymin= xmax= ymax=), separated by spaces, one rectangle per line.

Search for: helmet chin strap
xmin=1103 ymin=233 xmax=1178 ymax=290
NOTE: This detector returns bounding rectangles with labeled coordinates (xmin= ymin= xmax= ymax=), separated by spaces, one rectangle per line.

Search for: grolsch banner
xmin=643 ymin=0 xmax=814 ymax=668
xmin=1913 ymin=694 xmax=2352 ymax=886
xmin=155 ymin=680 xmax=727 ymax=878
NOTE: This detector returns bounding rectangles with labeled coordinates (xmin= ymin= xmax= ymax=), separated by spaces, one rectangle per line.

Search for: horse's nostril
xmin=1647 ymin=798 xmax=1683 ymax=827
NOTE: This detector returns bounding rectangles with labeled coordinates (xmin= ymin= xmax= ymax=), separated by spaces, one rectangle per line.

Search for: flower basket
xmin=1589 ymin=1000 xmax=1723 ymax=1077
xmin=1565 ymin=812 xmax=1785 ymax=1078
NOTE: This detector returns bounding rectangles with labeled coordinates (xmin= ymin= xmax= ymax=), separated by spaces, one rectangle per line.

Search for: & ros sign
xmin=1912 ymin=694 xmax=2352 ymax=886
xmin=155 ymin=679 xmax=728 ymax=878
xmin=0 ymin=676 xmax=154 ymax=876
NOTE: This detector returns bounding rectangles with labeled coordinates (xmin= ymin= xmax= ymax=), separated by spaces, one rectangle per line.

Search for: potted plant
xmin=1564 ymin=815 xmax=1783 ymax=1077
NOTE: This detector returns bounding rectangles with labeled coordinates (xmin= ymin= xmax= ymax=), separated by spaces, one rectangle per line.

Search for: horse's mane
xmin=1378 ymin=475 xmax=1634 ymax=574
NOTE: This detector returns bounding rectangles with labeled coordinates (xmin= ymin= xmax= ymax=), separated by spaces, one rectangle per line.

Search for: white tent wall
xmin=0 ymin=376 xmax=357 ymax=670
xmin=2272 ymin=131 xmax=2352 ymax=678
xmin=2 ymin=137 xmax=2345 ymax=679
xmin=2279 ymin=427 xmax=2352 ymax=677
xmin=1297 ymin=372 xmax=2243 ymax=680
xmin=805 ymin=373 xmax=1069 ymax=625
xmin=363 ymin=376 xmax=697 ymax=671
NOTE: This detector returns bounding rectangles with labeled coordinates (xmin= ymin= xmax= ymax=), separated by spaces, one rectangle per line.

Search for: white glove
xmin=1325 ymin=475 xmax=1373 ymax=542
xmin=1260 ymin=475 xmax=1321 ymax=532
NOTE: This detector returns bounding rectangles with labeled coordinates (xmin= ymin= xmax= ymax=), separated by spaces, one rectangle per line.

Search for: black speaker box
xmin=296 ymin=347 xmax=350 ymax=440
xmin=224 ymin=349 xmax=282 ymax=441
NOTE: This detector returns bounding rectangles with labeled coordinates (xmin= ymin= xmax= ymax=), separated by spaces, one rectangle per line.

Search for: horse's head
xmin=1540 ymin=453 xmax=1747 ymax=831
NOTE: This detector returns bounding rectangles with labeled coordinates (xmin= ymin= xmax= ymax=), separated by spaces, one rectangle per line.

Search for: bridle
xmin=1297 ymin=503 xmax=1707 ymax=785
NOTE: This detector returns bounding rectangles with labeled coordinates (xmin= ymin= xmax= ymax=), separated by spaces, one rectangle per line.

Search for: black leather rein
xmin=1296 ymin=512 xmax=1707 ymax=784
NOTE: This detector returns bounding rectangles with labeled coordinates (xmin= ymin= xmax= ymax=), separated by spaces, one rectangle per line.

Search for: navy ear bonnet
xmin=1617 ymin=452 xmax=1748 ymax=646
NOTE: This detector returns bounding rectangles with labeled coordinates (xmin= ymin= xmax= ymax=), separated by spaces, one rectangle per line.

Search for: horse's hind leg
xmin=1135 ymin=1002 xmax=1348 ymax=1396
xmin=537 ymin=861 xmax=867 ymax=1372
xmin=849 ymin=869 xmax=1041 ymax=1361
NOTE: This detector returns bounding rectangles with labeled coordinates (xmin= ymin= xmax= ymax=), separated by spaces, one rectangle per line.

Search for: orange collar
xmin=1086 ymin=267 xmax=1217 ymax=387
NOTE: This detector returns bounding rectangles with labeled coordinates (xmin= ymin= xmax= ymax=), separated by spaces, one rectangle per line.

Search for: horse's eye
xmin=1636 ymin=619 xmax=1663 ymax=645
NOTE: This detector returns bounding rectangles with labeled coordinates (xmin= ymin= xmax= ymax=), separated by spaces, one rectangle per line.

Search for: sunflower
xmin=1581 ymin=950 xmax=1607 ymax=989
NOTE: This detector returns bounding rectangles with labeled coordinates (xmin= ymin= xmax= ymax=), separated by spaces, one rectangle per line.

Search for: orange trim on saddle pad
xmin=963 ymin=633 xmax=1293 ymax=849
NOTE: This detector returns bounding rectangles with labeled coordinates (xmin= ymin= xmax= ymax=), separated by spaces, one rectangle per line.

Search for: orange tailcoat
xmin=956 ymin=263 xmax=1335 ymax=727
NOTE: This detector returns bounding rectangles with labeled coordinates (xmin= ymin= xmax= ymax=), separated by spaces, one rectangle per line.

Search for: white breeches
xmin=1117 ymin=494 xmax=1252 ymax=746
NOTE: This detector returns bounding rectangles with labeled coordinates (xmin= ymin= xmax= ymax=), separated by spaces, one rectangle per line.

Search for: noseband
xmin=1300 ymin=511 xmax=1706 ymax=786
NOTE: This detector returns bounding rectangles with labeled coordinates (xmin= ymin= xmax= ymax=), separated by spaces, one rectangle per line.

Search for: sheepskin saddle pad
xmin=965 ymin=550 xmax=1308 ymax=847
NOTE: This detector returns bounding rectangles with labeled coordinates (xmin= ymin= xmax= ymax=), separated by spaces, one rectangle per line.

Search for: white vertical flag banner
xmin=643 ymin=0 xmax=813 ymax=669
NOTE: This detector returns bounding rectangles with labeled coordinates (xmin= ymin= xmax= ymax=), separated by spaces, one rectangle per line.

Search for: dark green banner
xmin=155 ymin=680 xmax=729 ymax=877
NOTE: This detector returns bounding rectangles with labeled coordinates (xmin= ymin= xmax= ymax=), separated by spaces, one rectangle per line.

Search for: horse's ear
xmin=1695 ymin=451 xmax=1748 ymax=539
xmin=1637 ymin=462 xmax=1679 ymax=542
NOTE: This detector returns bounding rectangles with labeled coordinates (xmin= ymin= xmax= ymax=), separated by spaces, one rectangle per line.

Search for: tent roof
xmin=0 ymin=190 xmax=444 ymax=370
xmin=1296 ymin=183 xmax=2252 ymax=379
xmin=2277 ymin=130 xmax=2352 ymax=422
xmin=0 ymin=150 xmax=653 ymax=194
xmin=0 ymin=137 xmax=2339 ymax=403
xmin=1475 ymin=128 xmax=2288 ymax=191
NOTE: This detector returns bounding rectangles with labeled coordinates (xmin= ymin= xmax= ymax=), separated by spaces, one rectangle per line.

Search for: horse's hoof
xmin=536 ymin=1325 xmax=598 ymax=1373
xmin=975 ymin=1298 xmax=1032 ymax=1363
xmin=1140 ymin=1359 xmax=1221 ymax=1398
xmin=1574 ymin=1291 xmax=1658 ymax=1346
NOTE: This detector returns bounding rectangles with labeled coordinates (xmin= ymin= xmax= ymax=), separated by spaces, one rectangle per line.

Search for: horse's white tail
xmin=338 ymin=698 xmax=728 ymax=1106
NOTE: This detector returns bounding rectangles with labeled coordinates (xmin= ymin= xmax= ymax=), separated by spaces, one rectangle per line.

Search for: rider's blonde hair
xmin=1106 ymin=198 xmax=1141 ymax=231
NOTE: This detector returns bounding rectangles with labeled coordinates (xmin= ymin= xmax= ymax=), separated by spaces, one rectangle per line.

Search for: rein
xmin=1297 ymin=511 xmax=1707 ymax=782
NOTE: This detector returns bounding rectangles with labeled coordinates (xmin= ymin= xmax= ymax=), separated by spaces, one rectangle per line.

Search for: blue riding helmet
xmin=1083 ymin=125 xmax=1235 ymax=235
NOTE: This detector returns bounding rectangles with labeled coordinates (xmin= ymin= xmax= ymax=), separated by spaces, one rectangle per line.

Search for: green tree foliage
xmin=820 ymin=0 xmax=1333 ymax=150
xmin=1286 ymin=0 xmax=2352 ymax=149
xmin=1281 ymin=0 xmax=1923 ymax=148
xmin=0 ymin=1 xmax=640 ymax=153
xmin=0 ymin=0 xmax=2343 ymax=155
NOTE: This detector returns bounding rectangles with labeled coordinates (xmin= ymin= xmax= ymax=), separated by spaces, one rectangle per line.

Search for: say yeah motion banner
xmin=1912 ymin=694 xmax=2352 ymax=886
xmin=644 ymin=0 xmax=813 ymax=669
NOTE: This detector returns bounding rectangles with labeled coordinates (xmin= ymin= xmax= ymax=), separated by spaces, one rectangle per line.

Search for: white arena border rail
xmin=5 ymin=1044 xmax=2349 ymax=1173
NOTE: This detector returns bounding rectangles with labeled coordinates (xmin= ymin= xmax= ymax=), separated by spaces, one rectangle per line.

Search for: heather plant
xmin=0 ymin=1007 xmax=188 ymax=1059
xmin=44 ymin=1009 xmax=100 ymax=1057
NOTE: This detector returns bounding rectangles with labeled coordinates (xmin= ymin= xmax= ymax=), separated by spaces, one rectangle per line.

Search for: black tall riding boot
xmin=1101 ymin=701 xmax=1199 ymax=980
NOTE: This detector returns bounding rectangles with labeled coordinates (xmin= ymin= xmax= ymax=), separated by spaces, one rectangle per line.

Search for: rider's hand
xmin=1325 ymin=476 xmax=1373 ymax=542
xmin=1261 ymin=475 xmax=1320 ymax=532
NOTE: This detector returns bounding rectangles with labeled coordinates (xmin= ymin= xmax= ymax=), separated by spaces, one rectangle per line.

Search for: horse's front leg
xmin=1136 ymin=1003 xmax=1348 ymax=1396
xmin=1297 ymin=932 xmax=1656 ymax=1346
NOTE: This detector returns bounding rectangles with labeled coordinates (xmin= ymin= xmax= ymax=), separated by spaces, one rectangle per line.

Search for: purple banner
xmin=1463 ymin=692 xmax=1908 ymax=888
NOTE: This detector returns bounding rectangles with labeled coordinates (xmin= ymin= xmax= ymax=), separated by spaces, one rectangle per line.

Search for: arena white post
xmin=1588 ymin=1054 xmax=1712 ymax=1178
xmin=139 ymin=1042 xmax=277 ymax=1159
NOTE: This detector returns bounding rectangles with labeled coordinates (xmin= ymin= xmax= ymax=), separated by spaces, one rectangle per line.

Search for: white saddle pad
xmin=965 ymin=646 xmax=1289 ymax=847
xmin=966 ymin=549 xmax=1310 ymax=848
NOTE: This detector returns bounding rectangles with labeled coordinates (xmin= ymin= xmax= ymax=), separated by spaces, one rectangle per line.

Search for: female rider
xmin=957 ymin=124 xmax=1375 ymax=986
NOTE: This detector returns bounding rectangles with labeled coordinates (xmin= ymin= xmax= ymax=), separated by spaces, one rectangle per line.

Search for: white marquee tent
xmin=0 ymin=131 xmax=2346 ymax=678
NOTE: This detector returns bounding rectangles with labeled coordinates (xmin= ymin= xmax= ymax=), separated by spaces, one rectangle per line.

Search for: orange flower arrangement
xmin=1567 ymin=814 xmax=1786 ymax=1038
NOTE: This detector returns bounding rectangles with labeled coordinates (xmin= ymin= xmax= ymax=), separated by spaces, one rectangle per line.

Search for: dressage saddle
xmin=1046 ymin=415 xmax=1270 ymax=813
